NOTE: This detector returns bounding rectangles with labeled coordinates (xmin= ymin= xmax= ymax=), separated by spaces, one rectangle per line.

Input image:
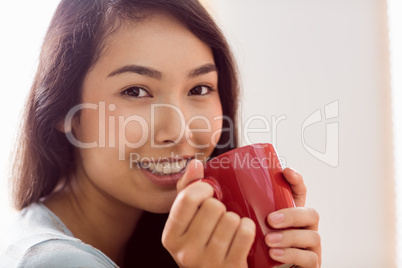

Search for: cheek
xmin=74 ymin=108 xmax=100 ymax=144
xmin=210 ymin=100 xmax=224 ymax=145
xmin=73 ymin=106 xmax=141 ymax=140
xmin=109 ymin=107 xmax=151 ymax=160
xmin=188 ymin=104 xmax=223 ymax=148
xmin=74 ymin=105 xmax=151 ymax=154
xmin=119 ymin=111 xmax=150 ymax=146
xmin=212 ymin=116 xmax=223 ymax=145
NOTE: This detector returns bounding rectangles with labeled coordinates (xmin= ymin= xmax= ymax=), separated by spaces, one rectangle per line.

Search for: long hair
xmin=11 ymin=0 xmax=239 ymax=211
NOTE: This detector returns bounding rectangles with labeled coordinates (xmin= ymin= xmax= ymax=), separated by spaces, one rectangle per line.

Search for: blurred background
xmin=0 ymin=1 xmax=401 ymax=267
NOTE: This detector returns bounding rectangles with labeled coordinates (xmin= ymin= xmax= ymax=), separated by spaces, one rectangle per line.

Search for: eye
xmin=121 ymin=86 xmax=151 ymax=98
xmin=188 ymin=85 xmax=213 ymax=96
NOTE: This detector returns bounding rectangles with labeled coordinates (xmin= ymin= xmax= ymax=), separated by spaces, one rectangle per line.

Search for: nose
xmin=152 ymin=103 xmax=192 ymax=147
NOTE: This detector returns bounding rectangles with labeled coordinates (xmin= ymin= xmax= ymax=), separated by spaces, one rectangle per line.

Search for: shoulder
xmin=0 ymin=203 xmax=118 ymax=267
xmin=15 ymin=238 xmax=117 ymax=268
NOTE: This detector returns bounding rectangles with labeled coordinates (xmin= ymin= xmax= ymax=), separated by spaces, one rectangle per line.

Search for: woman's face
xmin=71 ymin=12 xmax=222 ymax=213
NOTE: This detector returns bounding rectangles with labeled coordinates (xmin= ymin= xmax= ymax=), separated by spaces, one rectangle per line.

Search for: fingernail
xmin=267 ymin=233 xmax=282 ymax=244
xmin=269 ymin=212 xmax=285 ymax=225
xmin=271 ymin=248 xmax=284 ymax=257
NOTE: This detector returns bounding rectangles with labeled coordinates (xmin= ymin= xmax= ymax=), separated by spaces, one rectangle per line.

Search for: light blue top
xmin=0 ymin=202 xmax=119 ymax=268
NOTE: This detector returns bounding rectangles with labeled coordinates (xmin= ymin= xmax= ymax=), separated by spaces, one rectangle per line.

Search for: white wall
xmin=388 ymin=0 xmax=402 ymax=266
xmin=208 ymin=0 xmax=395 ymax=267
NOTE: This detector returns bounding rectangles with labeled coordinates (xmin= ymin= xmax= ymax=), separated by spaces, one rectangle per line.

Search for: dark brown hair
xmin=11 ymin=0 xmax=239 ymax=211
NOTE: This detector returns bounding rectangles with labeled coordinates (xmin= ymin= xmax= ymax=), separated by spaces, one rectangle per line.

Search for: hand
xmin=265 ymin=168 xmax=321 ymax=268
xmin=162 ymin=159 xmax=256 ymax=268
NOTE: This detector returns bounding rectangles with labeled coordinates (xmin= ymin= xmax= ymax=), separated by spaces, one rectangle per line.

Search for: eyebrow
xmin=107 ymin=63 xmax=218 ymax=80
xmin=108 ymin=65 xmax=162 ymax=80
xmin=188 ymin=63 xmax=218 ymax=78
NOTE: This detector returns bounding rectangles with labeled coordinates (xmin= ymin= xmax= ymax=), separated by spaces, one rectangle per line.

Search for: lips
xmin=138 ymin=158 xmax=190 ymax=175
xmin=136 ymin=157 xmax=193 ymax=187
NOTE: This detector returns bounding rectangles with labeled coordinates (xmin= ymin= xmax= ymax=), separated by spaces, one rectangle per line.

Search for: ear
xmin=55 ymin=116 xmax=79 ymax=133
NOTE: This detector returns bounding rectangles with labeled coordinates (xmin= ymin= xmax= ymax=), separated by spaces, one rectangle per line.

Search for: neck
xmin=44 ymin=173 xmax=143 ymax=267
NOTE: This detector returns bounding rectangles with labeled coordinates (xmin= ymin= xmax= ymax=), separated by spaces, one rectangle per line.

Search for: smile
xmin=138 ymin=158 xmax=191 ymax=175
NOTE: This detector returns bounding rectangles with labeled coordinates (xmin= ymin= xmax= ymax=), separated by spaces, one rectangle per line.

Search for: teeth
xmin=155 ymin=163 xmax=164 ymax=173
xmin=141 ymin=159 xmax=188 ymax=175
xmin=162 ymin=162 xmax=170 ymax=174
xmin=149 ymin=163 xmax=155 ymax=171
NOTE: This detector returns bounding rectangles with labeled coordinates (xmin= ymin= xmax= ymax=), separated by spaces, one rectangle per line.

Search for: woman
xmin=2 ymin=0 xmax=321 ymax=267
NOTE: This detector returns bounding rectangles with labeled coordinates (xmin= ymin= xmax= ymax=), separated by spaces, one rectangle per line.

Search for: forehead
xmin=94 ymin=11 xmax=215 ymax=74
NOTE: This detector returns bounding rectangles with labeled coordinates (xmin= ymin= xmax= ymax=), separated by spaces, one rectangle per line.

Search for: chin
xmin=142 ymin=195 xmax=176 ymax=214
xmin=145 ymin=204 xmax=173 ymax=214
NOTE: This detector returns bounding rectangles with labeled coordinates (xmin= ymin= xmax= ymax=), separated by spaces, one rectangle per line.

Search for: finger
xmin=265 ymin=229 xmax=321 ymax=249
xmin=283 ymin=168 xmax=306 ymax=207
xmin=225 ymin=217 xmax=256 ymax=265
xmin=185 ymin=198 xmax=227 ymax=247
xmin=205 ymin=212 xmax=241 ymax=262
xmin=162 ymin=181 xmax=214 ymax=242
xmin=176 ymin=159 xmax=204 ymax=192
xmin=269 ymin=247 xmax=319 ymax=268
xmin=267 ymin=207 xmax=319 ymax=230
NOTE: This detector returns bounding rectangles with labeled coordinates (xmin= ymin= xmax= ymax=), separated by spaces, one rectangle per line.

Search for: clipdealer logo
xmin=301 ymin=100 xmax=339 ymax=167
xmin=63 ymin=100 xmax=340 ymax=167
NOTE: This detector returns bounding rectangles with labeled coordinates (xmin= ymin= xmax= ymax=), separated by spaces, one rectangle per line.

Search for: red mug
xmin=202 ymin=143 xmax=295 ymax=268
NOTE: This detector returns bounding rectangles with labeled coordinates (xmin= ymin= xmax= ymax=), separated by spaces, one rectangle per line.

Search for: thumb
xmin=176 ymin=159 xmax=204 ymax=192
